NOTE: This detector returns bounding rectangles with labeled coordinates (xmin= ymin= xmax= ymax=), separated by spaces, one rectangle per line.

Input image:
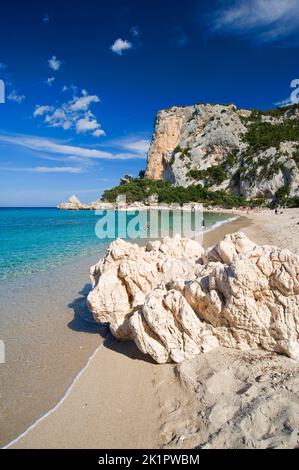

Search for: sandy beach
xmin=4 ymin=208 xmax=299 ymax=449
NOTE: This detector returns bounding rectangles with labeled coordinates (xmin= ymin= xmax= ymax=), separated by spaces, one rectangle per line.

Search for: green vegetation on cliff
xmin=243 ymin=119 xmax=299 ymax=151
xmin=102 ymin=174 xmax=299 ymax=208
xmin=101 ymin=178 xmax=265 ymax=209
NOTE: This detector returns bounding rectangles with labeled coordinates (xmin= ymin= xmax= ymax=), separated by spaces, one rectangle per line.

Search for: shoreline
xmin=4 ymin=207 xmax=299 ymax=449
xmin=3 ymin=211 xmax=252 ymax=449
xmin=0 ymin=251 xmax=107 ymax=448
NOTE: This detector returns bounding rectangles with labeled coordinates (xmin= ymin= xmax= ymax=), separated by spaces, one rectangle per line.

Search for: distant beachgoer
xmin=275 ymin=208 xmax=278 ymax=215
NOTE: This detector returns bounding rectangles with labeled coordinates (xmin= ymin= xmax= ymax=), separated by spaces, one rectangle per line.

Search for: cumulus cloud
xmin=48 ymin=55 xmax=62 ymax=71
xmin=33 ymin=105 xmax=55 ymax=117
xmin=46 ymin=77 xmax=55 ymax=87
xmin=75 ymin=114 xmax=105 ymax=137
xmin=62 ymin=84 xmax=78 ymax=93
xmin=70 ymin=89 xmax=99 ymax=111
xmin=110 ymin=38 xmax=132 ymax=55
xmin=33 ymin=90 xmax=105 ymax=137
xmin=7 ymin=89 xmax=25 ymax=103
xmin=93 ymin=129 xmax=106 ymax=137
xmin=209 ymin=0 xmax=299 ymax=43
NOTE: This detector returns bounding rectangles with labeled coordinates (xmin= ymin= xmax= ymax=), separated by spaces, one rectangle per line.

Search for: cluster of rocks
xmin=87 ymin=232 xmax=299 ymax=363
xmin=58 ymin=193 xmax=161 ymax=210
xmin=57 ymin=195 xmax=115 ymax=211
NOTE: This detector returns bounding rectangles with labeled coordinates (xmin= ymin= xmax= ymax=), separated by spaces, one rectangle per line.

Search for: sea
xmin=0 ymin=207 xmax=234 ymax=281
xmin=0 ymin=206 xmax=235 ymax=447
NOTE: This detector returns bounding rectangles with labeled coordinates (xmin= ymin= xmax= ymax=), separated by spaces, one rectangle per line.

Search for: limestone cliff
xmin=145 ymin=103 xmax=299 ymax=199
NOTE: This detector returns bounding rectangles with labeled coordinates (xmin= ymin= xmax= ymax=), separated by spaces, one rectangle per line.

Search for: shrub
xmin=243 ymin=118 xmax=299 ymax=151
xmin=101 ymin=179 xmax=250 ymax=208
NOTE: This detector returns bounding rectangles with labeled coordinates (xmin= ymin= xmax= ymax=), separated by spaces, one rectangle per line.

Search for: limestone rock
xmin=57 ymin=195 xmax=89 ymax=210
xmin=57 ymin=194 xmax=115 ymax=210
xmin=87 ymin=232 xmax=299 ymax=363
xmin=130 ymin=288 xmax=218 ymax=363
xmin=204 ymin=232 xmax=258 ymax=264
xmin=87 ymin=235 xmax=204 ymax=341
xmin=185 ymin=245 xmax=299 ymax=360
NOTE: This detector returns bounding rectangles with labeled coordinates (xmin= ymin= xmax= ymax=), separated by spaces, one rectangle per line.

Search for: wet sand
xmin=203 ymin=215 xmax=251 ymax=248
xmin=0 ymin=250 xmax=107 ymax=447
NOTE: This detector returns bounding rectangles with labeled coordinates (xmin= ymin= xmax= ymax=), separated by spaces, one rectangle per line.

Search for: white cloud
xmin=111 ymin=38 xmax=132 ymax=55
xmin=46 ymin=77 xmax=55 ymax=87
xmin=107 ymin=137 xmax=150 ymax=154
xmin=48 ymin=55 xmax=62 ymax=71
xmin=62 ymin=84 xmax=78 ymax=93
xmin=0 ymin=133 xmax=146 ymax=160
xmin=33 ymin=90 xmax=105 ymax=137
xmin=7 ymin=89 xmax=25 ymax=103
xmin=120 ymin=139 xmax=150 ymax=154
xmin=70 ymin=90 xmax=100 ymax=111
xmin=209 ymin=0 xmax=299 ymax=42
xmin=33 ymin=105 xmax=55 ymax=117
xmin=76 ymin=115 xmax=100 ymax=133
xmin=93 ymin=129 xmax=106 ymax=137
xmin=34 ymin=166 xmax=83 ymax=173
xmin=0 ymin=165 xmax=84 ymax=174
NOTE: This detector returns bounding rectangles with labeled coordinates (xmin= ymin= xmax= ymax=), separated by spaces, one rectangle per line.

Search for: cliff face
xmin=145 ymin=103 xmax=299 ymax=199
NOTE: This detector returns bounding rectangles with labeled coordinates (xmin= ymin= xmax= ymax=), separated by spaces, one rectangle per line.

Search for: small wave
xmin=204 ymin=216 xmax=239 ymax=234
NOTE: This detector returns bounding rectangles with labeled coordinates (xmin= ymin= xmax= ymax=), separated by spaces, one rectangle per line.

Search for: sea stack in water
xmin=57 ymin=195 xmax=115 ymax=210
xmin=87 ymin=233 xmax=299 ymax=363
xmin=57 ymin=195 xmax=88 ymax=210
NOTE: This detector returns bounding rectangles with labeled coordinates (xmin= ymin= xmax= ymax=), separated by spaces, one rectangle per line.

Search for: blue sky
xmin=0 ymin=0 xmax=299 ymax=206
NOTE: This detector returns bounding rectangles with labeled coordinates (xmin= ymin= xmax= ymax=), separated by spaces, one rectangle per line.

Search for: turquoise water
xmin=0 ymin=208 xmax=232 ymax=281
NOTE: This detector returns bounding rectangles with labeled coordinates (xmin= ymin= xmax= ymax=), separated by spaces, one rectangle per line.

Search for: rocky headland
xmin=145 ymin=103 xmax=299 ymax=200
xmin=58 ymin=103 xmax=299 ymax=210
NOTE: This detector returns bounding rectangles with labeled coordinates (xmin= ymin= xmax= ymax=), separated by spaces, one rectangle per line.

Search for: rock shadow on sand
xmin=68 ymin=283 xmax=156 ymax=364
